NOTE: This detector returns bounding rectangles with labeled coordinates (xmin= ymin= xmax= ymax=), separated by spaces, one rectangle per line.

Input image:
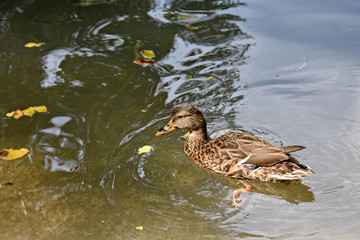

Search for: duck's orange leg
xmin=232 ymin=182 xmax=252 ymax=208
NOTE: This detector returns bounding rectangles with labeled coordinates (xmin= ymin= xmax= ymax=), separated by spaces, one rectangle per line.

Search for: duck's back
xmin=192 ymin=131 xmax=315 ymax=181
xmin=209 ymin=131 xmax=304 ymax=164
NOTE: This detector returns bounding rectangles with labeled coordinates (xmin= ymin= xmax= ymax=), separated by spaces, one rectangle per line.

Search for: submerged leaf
xmin=163 ymin=13 xmax=198 ymax=22
xmin=186 ymin=24 xmax=197 ymax=30
xmin=141 ymin=109 xmax=147 ymax=113
xmin=138 ymin=145 xmax=152 ymax=155
xmin=135 ymin=226 xmax=143 ymax=230
xmin=0 ymin=148 xmax=30 ymax=161
xmin=133 ymin=59 xmax=157 ymax=65
xmin=141 ymin=50 xmax=154 ymax=60
xmin=24 ymin=42 xmax=45 ymax=48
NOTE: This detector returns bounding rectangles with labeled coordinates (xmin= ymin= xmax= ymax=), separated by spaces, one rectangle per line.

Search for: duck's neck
xmin=184 ymin=126 xmax=210 ymax=164
xmin=189 ymin=126 xmax=210 ymax=142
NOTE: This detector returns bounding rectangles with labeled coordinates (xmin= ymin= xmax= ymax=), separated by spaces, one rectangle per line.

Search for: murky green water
xmin=1 ymin=0 xmax=360 ymax=239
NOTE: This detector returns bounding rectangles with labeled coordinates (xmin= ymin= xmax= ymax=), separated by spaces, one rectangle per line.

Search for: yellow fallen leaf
xmin=22 ymin=106 xmax=47 ymax=117
xmin=135 ymin=226 xmax=143 ymax=230
xmin=205 ymin=76 xmax=214 ymax=80
xmin=0 ymin=148 xmax=30 ymax=161
xmin=33 ymin=106 xmax=47 ymax=113
xmin=24 ymin=42 xmax=45 ymax=48
xmin=6 ymin=106 xmax=47 ymax=119
xmin=140 ymin=50 xmax=154 ymax=60
xmin=6 ymin=109 xmax=23 ymax=119
xmin=181 ymin=132 xmax=190 ymax=139
xmin=141 ymin=109 xmax=147 ymax=112
xmin=138 ymin=145 xmax=152 ymax=154
xmin=22 ymin=107 xmax=35 ymax=117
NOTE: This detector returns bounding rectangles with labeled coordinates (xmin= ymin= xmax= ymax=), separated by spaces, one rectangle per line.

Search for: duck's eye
xmin=174 ymin=114 xmax=190 ymax=121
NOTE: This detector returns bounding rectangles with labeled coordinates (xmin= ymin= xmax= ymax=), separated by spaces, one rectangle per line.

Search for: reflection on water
xmin=0 ymin=0 xmax=360 ymax=239
xmin=32 ymin=116 xmax=83 ymax=172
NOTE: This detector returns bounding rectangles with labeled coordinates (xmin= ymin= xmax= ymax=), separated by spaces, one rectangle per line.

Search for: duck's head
xmin=156 ymin=104 xmax=207 ymax=136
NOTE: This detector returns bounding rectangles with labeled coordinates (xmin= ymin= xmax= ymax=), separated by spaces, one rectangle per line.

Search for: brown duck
xmin=156 ymin=104 xmax=316 ymax=207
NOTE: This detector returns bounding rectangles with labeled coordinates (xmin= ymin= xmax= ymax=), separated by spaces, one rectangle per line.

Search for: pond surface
xmin=1 ymin=0 xmax=360 ymax=239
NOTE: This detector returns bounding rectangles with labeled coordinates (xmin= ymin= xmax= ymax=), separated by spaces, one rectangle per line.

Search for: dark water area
xmin=0 ymin=0 xmax=360 ymax=239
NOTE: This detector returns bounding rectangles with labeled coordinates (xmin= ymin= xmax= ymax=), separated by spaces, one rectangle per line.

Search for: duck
xmin=155 ymin=104 xmax=316 ymax=207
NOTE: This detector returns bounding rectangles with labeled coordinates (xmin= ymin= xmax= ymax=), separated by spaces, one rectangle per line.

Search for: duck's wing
xmin=244 ymin=148 xmax=290 ymax=166
xmin=211 ymin=131 xmax=305 ymax=168
xmin=212 ymin=140 xmax=289 ymax=168
xmin=206 ymin=139 xmax=252 ymax=174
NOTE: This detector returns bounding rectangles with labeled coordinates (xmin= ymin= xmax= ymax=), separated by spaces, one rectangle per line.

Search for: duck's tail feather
xmin=271 ymin=162 xmax=316 ymax=181
xmin=281 ymin=145 xmax=306 ymax=154
xmin=272 ymin=169 xmax=315 ymax=181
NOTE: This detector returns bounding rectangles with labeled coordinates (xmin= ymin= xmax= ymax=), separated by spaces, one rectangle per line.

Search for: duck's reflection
xmin=222 ymin=176 xmax=315 ymax=204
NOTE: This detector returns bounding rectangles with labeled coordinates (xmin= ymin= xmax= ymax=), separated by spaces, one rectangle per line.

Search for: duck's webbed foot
xmin=232 ymin=182 xmax=252 ymax=208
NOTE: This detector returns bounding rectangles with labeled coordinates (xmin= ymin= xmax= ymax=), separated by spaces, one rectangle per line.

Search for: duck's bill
xmin=155 ymin=120 xmax=176 ymax=136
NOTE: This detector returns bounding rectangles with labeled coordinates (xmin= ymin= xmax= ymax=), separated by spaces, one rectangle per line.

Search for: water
xmin=0 ymin=0 xmax=360 ymax=239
